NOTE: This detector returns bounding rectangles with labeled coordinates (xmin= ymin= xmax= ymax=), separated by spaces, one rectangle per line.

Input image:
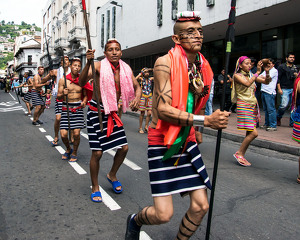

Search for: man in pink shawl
xmin=79 ymin=39 xmax=141 ymax=203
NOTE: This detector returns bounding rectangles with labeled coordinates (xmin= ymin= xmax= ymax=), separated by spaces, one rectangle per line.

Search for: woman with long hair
xmin=232 ymin=56 xmax=271 ymax=166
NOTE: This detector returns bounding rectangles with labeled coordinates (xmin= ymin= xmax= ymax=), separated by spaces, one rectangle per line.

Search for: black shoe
xmin=32 ymin=121 xmax=40 ymax=126
xmin=125 ymin=214 xmax=140 ymax=240
xmin=36 ymin=120 xmax=43 ymax=124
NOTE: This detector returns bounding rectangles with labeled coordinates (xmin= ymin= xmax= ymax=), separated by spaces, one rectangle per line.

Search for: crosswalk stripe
xmin=90 ymin=186 xmax=121 ymax=211
xmin=140 ymin=231 xmax=152 ymax=240
xmin=45 ymin=135 xmax=54 ymax=141
xmin=39 ymin=128 xmax=46 ymax=133
xmin=9 ymin=93 xmax=16 ymax=100
xmin=68 ymin=162 xmax=87 ymax=175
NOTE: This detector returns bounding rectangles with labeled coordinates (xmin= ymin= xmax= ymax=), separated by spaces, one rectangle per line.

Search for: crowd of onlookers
xmin=206 ymin=52 xmax=298 ymax=132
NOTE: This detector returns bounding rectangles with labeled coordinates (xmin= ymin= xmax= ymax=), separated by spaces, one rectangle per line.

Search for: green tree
xmin=0 ymin=52 xmax=14 ymax=70
xmin=1 ymin=20 xmax=5 ymax=25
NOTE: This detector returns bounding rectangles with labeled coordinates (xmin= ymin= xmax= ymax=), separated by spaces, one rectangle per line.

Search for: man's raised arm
xmin=79 ymin=49 xmax=96 ymax=87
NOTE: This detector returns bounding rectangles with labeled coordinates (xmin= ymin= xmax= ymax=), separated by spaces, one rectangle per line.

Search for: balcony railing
xmin=68 ymin=27 xmax=85 ymax=42
xmin=54 ymin=38 xmax=69 ymax=49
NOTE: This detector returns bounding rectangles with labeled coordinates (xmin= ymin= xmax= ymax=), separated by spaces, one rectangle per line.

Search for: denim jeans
xmin=277 ymin=88 xmax=293 ymax=120
xmin=261 ymin=91 xmax=277 ymax=128
xmin=205 ymin=93 xmax=213 ymax=115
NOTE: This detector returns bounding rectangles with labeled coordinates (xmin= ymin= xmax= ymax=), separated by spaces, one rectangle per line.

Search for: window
xmin=171 ymin=0 xmax=178 ymax=20
xmin=157 ymin=0 xmax=162 ymax=26
xmin=28 ymin=55 xmax=32 ymax=65
xmin=106 ymin=10 xmax=110 ymax=42
xmin=187 ymin=0 xmax=194 ymax=11
xmin=101 ymin=14 xmax=104 ymax=48
xmin=207 ymin=0 xmax=215 ymax=7
xmin=112 ymin=7 xmax=116 ymax=38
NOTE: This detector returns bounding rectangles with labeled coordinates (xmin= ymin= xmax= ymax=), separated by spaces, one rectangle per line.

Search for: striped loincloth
xmin=60 ymin=101 xmax=85 ymax=130
xmin=236 ymin=99 xmax=257 ymax=131
xmin=23 ymin=90 xmax=31 ymax=103
xmin=31 ymin=89 xmax=45 ymax=106
xmin=87 ymin=100 xmax=128 ymax=152
xmin=139 ymin=96 xmax=152 ymax=111
xmin=55 ymin=98 xmax=63 ymax=115
xmin=147 ymin=128 xmax=211 ymax=197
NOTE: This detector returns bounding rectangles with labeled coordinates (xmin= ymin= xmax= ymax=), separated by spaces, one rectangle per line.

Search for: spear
xmin=205 ymin=1 xmax=236 ymax=239
xmin=81 ymin=0 xmax=103 ymax=131
xmin=58 ymin=47 xmax=72 ymax=141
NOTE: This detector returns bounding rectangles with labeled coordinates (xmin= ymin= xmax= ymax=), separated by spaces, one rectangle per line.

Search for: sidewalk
xmin=126 ymin=108 xmax=299 ymax=156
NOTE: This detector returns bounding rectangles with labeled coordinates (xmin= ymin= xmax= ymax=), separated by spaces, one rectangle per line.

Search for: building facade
xmin=95 ymin=0 xmax=299 ymax=75
xmin=14 ymin=36 xmax=41 ymax=77
xmin=40 ymin=0 xmax=109 ymax=70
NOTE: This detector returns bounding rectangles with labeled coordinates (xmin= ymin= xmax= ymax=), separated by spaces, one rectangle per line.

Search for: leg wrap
xmin=135 ymin=206 xmax=152 ymax=226
xmin=176 ymin=213 xmax=199 ymax=240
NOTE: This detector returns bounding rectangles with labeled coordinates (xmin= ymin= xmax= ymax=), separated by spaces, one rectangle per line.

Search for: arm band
xmin=193 ymin=115 xmax=205 ymax=126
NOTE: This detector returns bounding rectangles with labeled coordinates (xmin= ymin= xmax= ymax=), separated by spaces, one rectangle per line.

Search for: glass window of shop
xmin=284 ymin=22 xmax=300 ymax=65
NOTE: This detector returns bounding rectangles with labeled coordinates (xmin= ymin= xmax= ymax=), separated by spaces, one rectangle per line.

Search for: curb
xmin=125 ymin=111 xmax=299 ymax=156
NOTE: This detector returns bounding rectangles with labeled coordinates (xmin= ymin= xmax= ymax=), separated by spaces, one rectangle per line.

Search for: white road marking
xmin=140 ymin=231 xmax=152 ymax=240
xmin=90 ymin=186 xmax=121 ymax=211
xmin=9 ymin=93 xmax=16 ymax=100
xmin=68 ymin=162 xmax=87 ymax=175
xmin=45 ymin=135 xmax=54 ymax=141
xmin=0 ymin=106 xmax=24 ymax=112
xmin=80 ymin=132 xmax=89 ymax=139
xmin=106 ymin=150 xmax=142 ymax=170
xmin=55 ymin=146 xmax=65 ymax=154
xmin=30 ymin=117 xmax=33 ymax=121
xmin=39 ymin=128 xmax=46 ymax=133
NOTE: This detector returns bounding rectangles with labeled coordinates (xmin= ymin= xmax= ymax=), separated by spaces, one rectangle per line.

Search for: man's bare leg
xmin=175 ymin=189 xmax=209 ymax=240
xmin=90 ymin=150 xmax=103 ymax=201
xmin=37 ymin=105 xmax=45 ymax=121
xmin=107 ymin=145 xmax=128 ymax=191
xmin=24 ymin=101 xmax=31 ymax=115
xmin=33 ymin=105 xmax=41 ymax=122
xmin=53 ymin=114 xmax=61 ymax=142
xmin=70 ymin=129 xmax=80 ymax=160
xmin=139 ymin=111 xmax=145 ymax=133
xmin=60 ymin=129 xmax=72 ymax=159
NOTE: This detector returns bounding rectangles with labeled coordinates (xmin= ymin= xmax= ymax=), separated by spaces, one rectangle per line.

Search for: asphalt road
xmin=0 ymin=91 xmax=299 ymax=240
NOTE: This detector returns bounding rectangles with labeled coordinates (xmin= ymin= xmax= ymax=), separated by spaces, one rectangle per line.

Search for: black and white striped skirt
xmin=87 ymin=100 xmax=127 ymax=152
xmin=55 ymin=99 xmax=62 ymax=115
xmin=60 ymin=101 xmax=85 ymax=130
xmin=148 ymin=142 xmax=211 ymax=197
xmin=23 ymin=91 xmax=31 ymax=102
xmin=31 ymin=89 xmax=45 ymax=106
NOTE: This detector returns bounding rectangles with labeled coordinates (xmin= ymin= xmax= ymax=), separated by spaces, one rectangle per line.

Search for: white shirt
xmin=52 ymin=66 xmax=71 ymax=97
xmin=260 ymin=67 xmax=278 ymax=95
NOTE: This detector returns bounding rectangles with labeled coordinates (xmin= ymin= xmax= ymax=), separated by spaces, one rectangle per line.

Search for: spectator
xmin=218 ymin=68 xmax=233 ymax=112
xmin=260 ymin=58 xmax=278 ymax=131
xmin=277 ymin=52 xmax=298 ymax=127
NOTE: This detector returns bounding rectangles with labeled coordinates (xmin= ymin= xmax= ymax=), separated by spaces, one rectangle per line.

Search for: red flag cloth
xmin=82 ymin=0 xmax=86 ymax=10
xmin=66 ymin=73 xmax=93 ymax=102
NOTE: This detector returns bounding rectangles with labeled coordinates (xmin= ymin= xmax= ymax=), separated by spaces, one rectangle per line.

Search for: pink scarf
xmin=100 ymin=58 xmax=135 ymax=115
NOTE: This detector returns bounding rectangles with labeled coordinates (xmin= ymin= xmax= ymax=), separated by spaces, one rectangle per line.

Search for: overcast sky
xmin=0 ymin=0 xmax=47 ymax=27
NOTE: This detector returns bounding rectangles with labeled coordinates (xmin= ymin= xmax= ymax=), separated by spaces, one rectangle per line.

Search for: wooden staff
xmin=81 ymin=0 xmax=103 ymax=131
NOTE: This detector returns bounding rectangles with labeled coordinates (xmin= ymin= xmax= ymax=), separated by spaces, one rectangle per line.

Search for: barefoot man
xmin=57 ymin=58 xmax=87 ymax=162
xmin=79 ymin=39 xmax=141 ymax=202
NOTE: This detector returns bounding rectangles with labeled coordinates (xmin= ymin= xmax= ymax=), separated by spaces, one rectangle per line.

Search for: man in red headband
xmin=57 ymin=58 xmax=88 ymax=162
xmin=125 ymin=11 xmax=230 ymax=240
xmin=79 ymin=39 xmax=141 ymax=203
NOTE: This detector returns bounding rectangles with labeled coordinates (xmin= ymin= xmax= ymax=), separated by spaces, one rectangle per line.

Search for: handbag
xmin=22 ymin=86 xmax=28 ymax=94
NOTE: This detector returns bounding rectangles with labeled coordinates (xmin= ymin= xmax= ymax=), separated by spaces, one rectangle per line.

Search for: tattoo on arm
xmin=186 ymin=113 xmax=190 ymax=126
xmin=178 ymin=111 xmax=182 ymax=125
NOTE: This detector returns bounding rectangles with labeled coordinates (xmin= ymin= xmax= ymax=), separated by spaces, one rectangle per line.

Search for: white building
xmin=40 ymin=0 xmax=109 ymax=70
xmin=95 ymin=0 xmax=300 ymax=74
xmin=14 ymin=37 xmax=41 ymax=77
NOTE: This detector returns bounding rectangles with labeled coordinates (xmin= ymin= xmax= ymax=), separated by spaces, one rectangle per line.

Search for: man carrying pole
xmin=79 ymin=39 xmax=141 ymax=202
xmin=125 ymin=11 xmax=230 ymax=240
xmin=57 ymin=58 xmax=87 ymax=162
